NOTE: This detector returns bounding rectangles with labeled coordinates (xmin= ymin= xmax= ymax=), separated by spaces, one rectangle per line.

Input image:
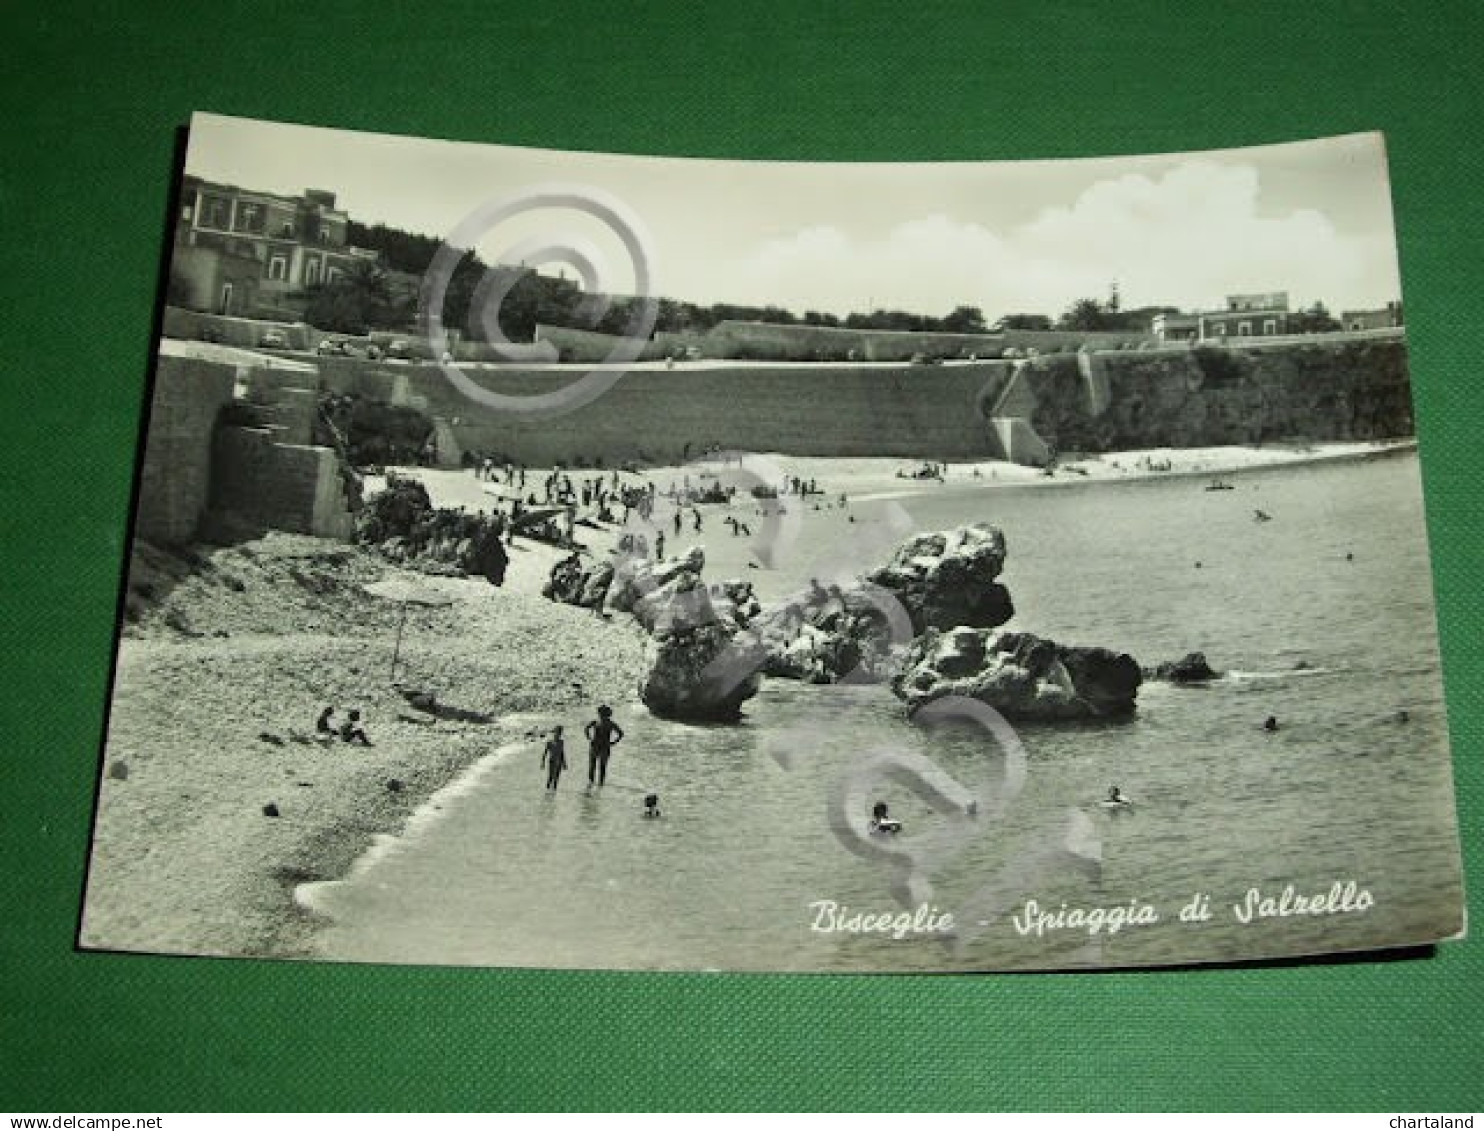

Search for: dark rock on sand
xmin=606 ymin=546 xmax=705 ymax=615
xmin=262 ymin=803 xmax=280 ymax=818
xmin=543 ymin=554 xmax=613 ymax=609
xmin=894 ymin=627 xmax=1142 ymax=721
xmin=866 ymin=523 xmax=1014 ymax=635
xmin=360 ymin=473 xmax=508 ymax=584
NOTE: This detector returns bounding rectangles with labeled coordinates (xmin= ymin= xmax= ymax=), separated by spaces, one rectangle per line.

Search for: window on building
xmin=268 ymin=256 xmax=288 ymax=281
xmin=1237 ymin=321 xmax=1252 ymax=336
xmin=1263 ymin=319 xmax=1277 ymax=335
xmin=219 ymin=283 xmax=234 ymax=315
xmin=239 ymin=204 xmax=259 ymax=229
xmin=281 ymin=222 xmax=295 ymax=238
xmin=305 ymin=259 xmax=321 ymax=286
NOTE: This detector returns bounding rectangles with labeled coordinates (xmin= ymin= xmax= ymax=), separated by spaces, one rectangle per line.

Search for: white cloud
xmin=727 ymin=160 xmax=1399 ymax=319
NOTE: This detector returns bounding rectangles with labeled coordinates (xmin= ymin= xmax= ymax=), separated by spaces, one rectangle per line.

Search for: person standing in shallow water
xmin=585 ymin=705 xmax=624 ymax=787
xmin=542 ymin=727 xmax=568 ymax=792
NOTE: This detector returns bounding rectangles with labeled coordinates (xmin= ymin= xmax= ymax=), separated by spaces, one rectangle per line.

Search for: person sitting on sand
xmin=339 ymin=710 xmax=371 ymax=747
xmin=542 ymin=727 xmax=568 ymax=792
xmin=1107 ymin=785 xmax=1125 ymax=804
xmin=643 ymin=793 xmax=662 ymax=818
xmin=868 ymin=801 xmax=902 ymax=835
xmin=585 ymin=705 xmax=625 ymax=787
xmin=316 ymin=705 xmax=336 ymax=736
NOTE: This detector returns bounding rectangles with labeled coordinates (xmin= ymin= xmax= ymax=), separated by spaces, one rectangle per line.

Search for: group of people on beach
xmin=539 ymin=707 xmax=662 ymax=817
xmin=315 ymin=706 xmax=371 ymax=747
xmin=541 ymin=705 xmax=625 ymax=792
xmin=897 ymin=462 xmax=948 ymax=482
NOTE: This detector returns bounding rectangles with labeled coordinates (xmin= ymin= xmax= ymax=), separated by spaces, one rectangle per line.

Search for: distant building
xmin=1198 ymin=292 xmax=1291 ymax=340
xmin=171 ymin=176 xmax=381 ymax=318
xmin=1339 ymin=302 xmax=1404 ymax=332
xmin=1151 ymin=312 xmax=1200 ymax=342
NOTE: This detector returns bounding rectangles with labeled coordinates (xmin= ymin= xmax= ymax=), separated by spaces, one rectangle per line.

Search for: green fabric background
xmin=1 ymin=0 xmax=1480 ymax=1112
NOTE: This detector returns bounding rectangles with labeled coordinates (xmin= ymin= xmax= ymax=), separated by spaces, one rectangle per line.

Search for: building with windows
xmin=1197 ymin=292 xmax=1291 ymax=340
xmin=170 ymin=176 xmax=381 ymax=318
xmin=1339 ymin=302 xmax=1404 ymax=332
xmin=1150 ymin=312 xmax=1200 ymax=342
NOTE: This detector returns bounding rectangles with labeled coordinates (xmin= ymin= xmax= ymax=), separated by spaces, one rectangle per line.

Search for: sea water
xmin=304 ymin=453 xmax=1464 ymax=971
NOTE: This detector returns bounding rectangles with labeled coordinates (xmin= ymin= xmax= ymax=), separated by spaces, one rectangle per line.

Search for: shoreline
xmin=80 ymin=440 xmax=1418 ymax=960
xmin=80 ymin=533 xmax=647 ymax=960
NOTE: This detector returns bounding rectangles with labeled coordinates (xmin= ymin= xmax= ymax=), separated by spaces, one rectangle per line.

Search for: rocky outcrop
xmin=1147 ymin=651 xmax=1221 ymax=683
xmin=542 ymin=542 xmax=772 ymax=721
xmin=762 ymin=624 xmax=864 ymax=685
xmin=756 ymin=584 xmax=901 ymax=684
xmin=866 ymin=523 xmax=1014 ymax=635
xmin=605 ymin=546 xmax=704 ymax=614
xmin=894 ymin=627 xmax=1141 ymax=721
xmin=639 ymin=621 xmax=765 ymax=722
xmin=574 ymin=547 xmax=767 ymax=722
xmin=359 ymin=474 xmax=508 ymax=584
xmin=543 ymin=554 xmax=614 ymax=608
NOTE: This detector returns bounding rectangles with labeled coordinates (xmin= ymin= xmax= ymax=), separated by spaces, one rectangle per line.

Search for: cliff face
xmin=1020 ymin=339 xmax=1414 ymax=453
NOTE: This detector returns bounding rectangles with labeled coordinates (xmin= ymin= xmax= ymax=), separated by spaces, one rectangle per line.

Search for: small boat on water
xmin=1205 ymin=478 xmax=1235 ymax=491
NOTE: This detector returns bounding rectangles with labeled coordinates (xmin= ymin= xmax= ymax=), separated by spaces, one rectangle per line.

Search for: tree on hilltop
xmin=941 ymin=305 xmax=988 ymax=334
xmin=304 ymin=260 xmax=401 ymax=333
xmin=1290 ymin=301 xmax=1341 ymax=334
xmin=993 ymin=313 xmax=1053 ymax=331
xmin=1058 ymin=297 xmax=1113 ymax=331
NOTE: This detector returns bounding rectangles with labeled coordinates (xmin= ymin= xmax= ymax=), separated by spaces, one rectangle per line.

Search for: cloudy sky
xmin=186 ymin=112 xmax=1403 ymax=319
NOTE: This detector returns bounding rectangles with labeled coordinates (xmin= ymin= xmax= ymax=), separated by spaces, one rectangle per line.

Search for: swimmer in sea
xmin=643 ymin=793 xmax=661 ymax=818
xmin=868 ymin=801 xmax=902 ymax=834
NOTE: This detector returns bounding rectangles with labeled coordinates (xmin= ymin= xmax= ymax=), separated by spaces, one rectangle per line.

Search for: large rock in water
xmin=894 ymin=627 xmax=1142 ymax=721
xmin=757 ymin=583 xmax=901 ymax=684
xmin=640 ymin=622 xmax=765 ymax=721
xmin=1147 ymin=651 xmax=1221 ymax=683
xmin=867 ymin=523 xmax=1014 ymax=634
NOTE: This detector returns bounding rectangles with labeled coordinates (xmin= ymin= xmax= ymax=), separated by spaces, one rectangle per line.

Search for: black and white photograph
xmin=79 ymin=111 xmax=1465 ymax=972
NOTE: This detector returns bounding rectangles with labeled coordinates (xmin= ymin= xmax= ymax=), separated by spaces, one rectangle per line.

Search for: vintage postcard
xmin=79 ymin=112 xmax=1465 ymax=971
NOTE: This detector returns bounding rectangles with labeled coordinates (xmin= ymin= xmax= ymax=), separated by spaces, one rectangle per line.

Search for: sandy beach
xmin=82 ymin=439 xmax=1412 ymax=959
xmin=81 ymin=533 xmax=646 ymax=958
